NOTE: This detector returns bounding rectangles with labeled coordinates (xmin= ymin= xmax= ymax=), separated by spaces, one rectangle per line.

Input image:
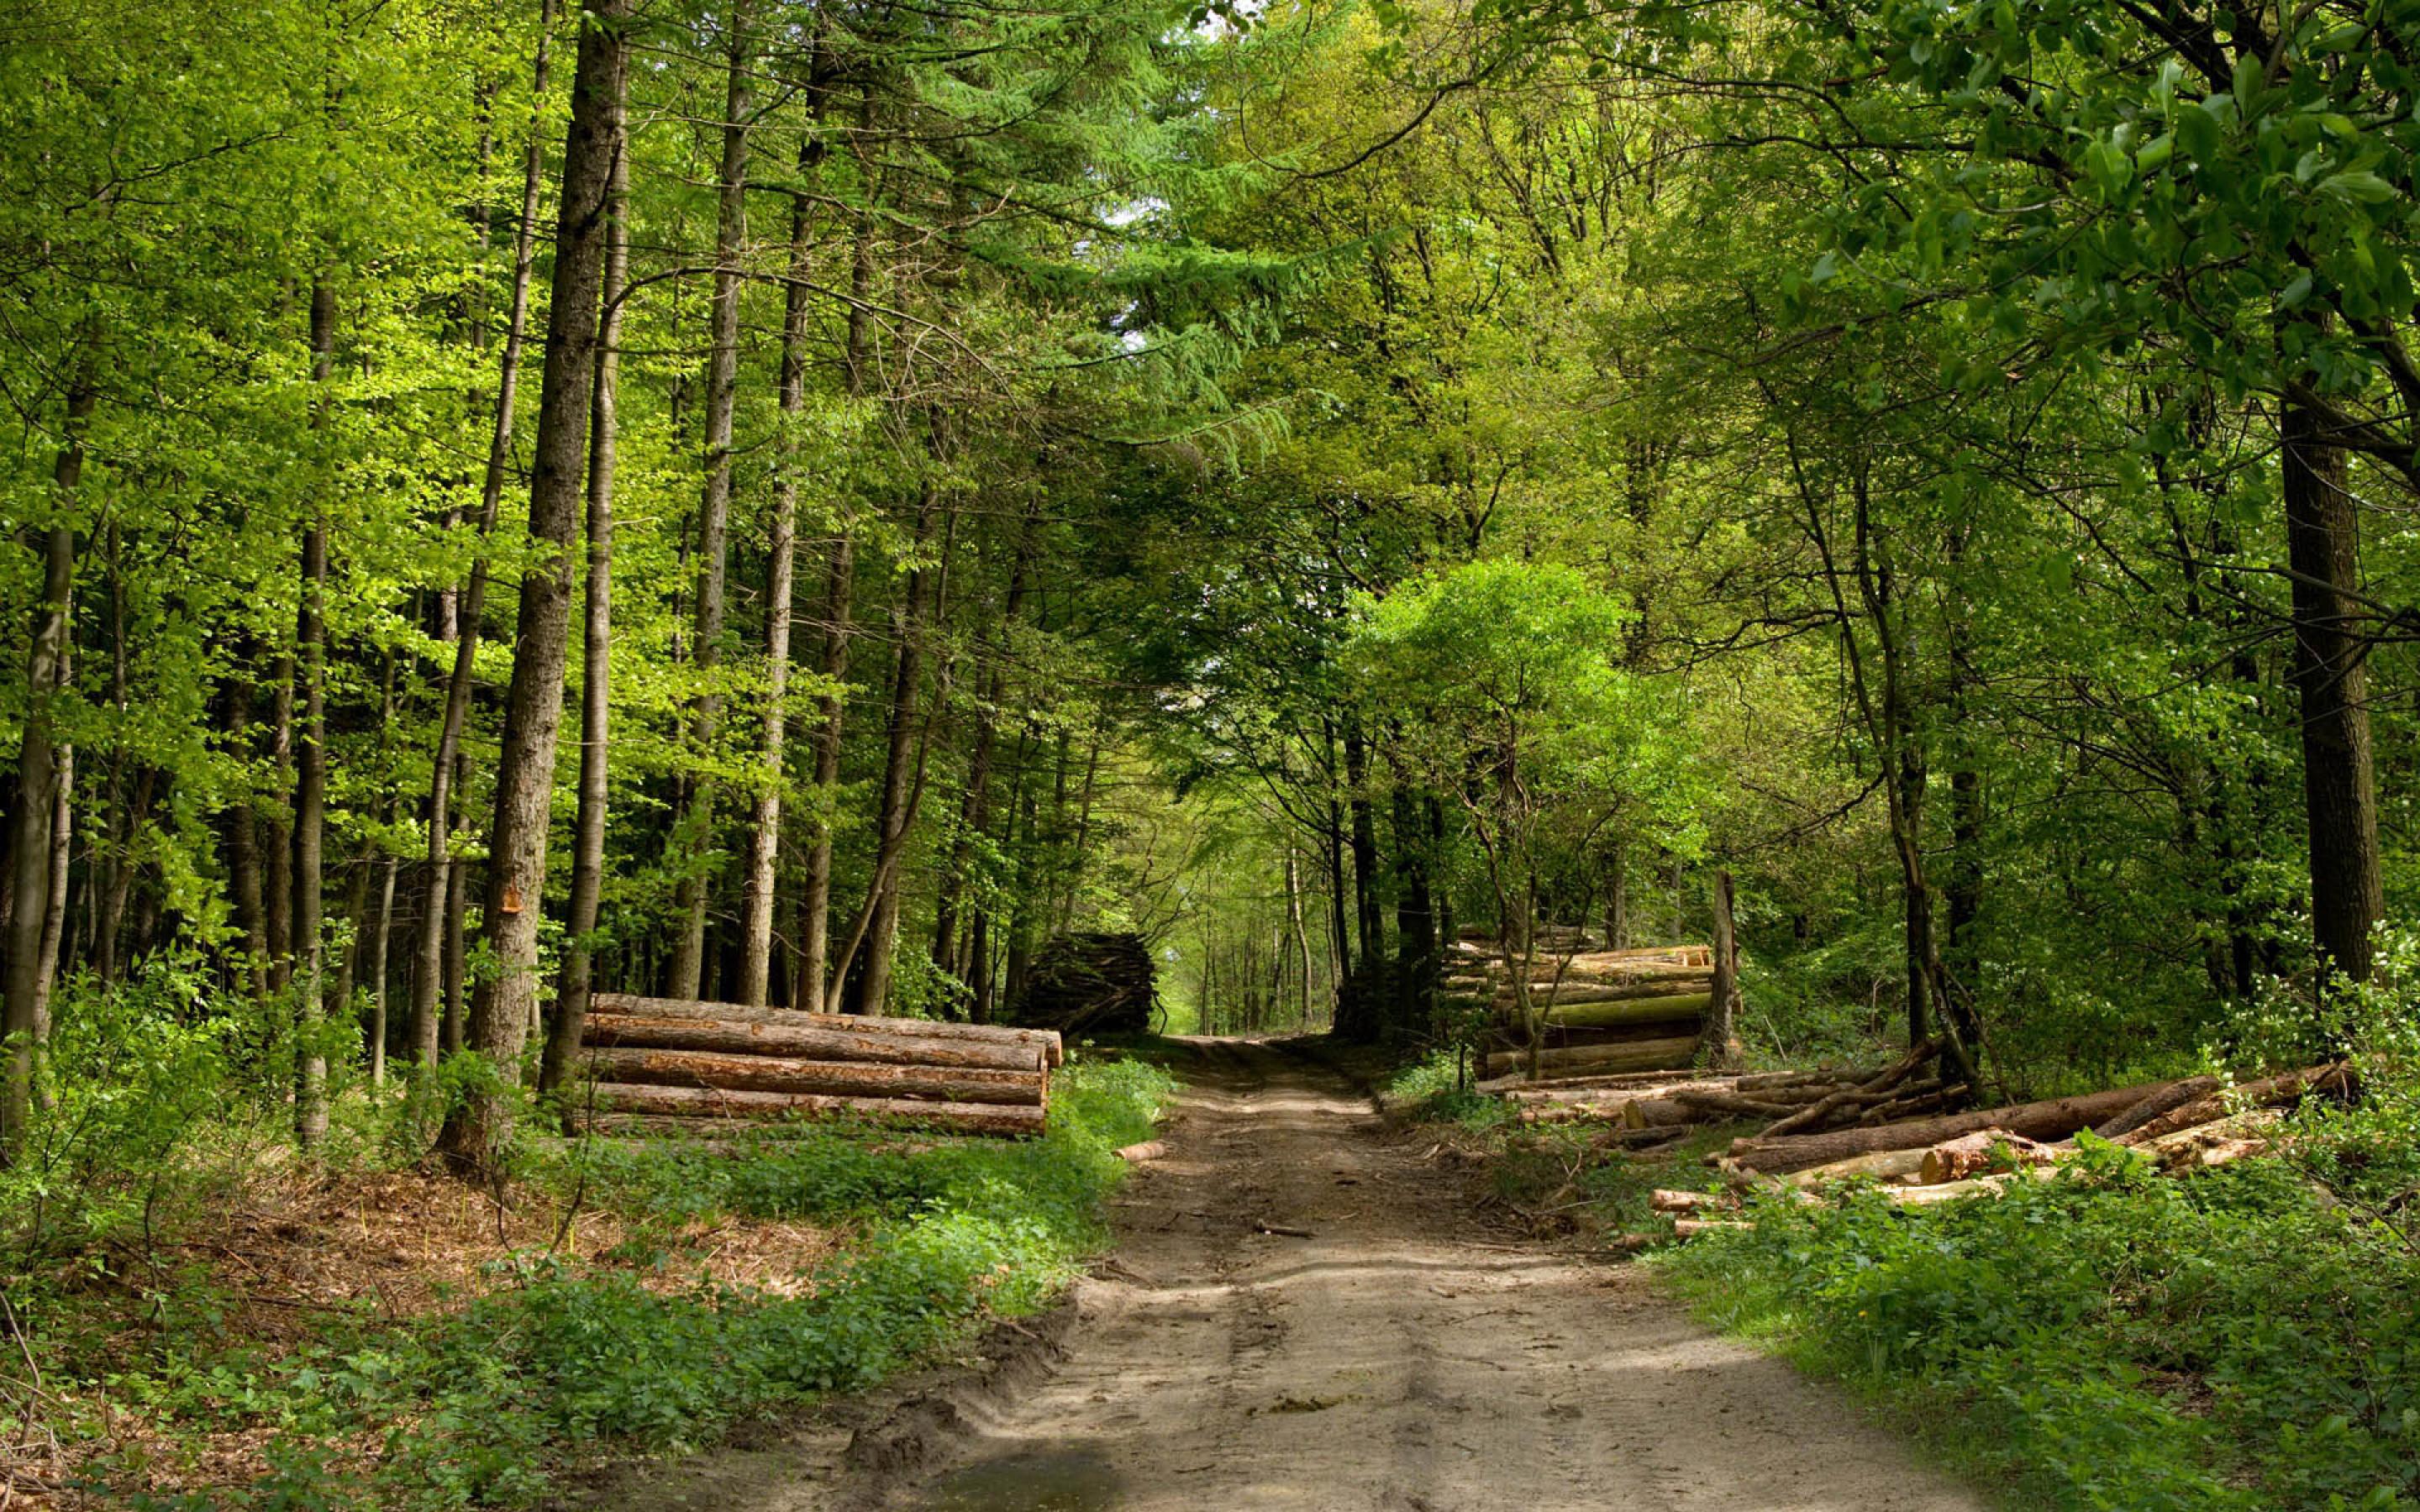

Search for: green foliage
xmin=1659 ymin=1145 xmax=2420 ymax=1509
xmin=87 ymin=1058 xmax=1172 ymax=1509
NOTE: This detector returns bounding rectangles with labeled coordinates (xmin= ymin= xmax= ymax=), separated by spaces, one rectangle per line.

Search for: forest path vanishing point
xmin=610 ymin=1040 xmax=1988 ymax=1512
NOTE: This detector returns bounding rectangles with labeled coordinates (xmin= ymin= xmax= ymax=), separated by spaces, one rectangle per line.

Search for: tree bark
xmin=1697 ymin=869 xmax=1740 ymax=1067
xmin=933 ymin=508 xmax=1037 ymax=1008
xmin=580 ymin=1046 xmax=1043 ymax=1106
xmin=436 ymin=0 xmax=629 ymax=1177
xmin=668 ymin=2 xmax=759 ymax=997
xmin=409 ymin=0 xmax=556 ymax=1089
xmin=3 ymin=368 xmax=90 ymax=1147
xmin=839 ymin=484 xmax=942 ymax=1016
xmin=1727 ymin=1079 xmax=2187 ymax=1173
xmin=539 ymin=130 xmax=628 ymax=1101
xmin=291 ymin=280 xmax=334 ymax=1150
xmin=585 ymin=1011 xmax=1044 ymax=1070
xmin=796 ymin=206 xmax=876 ymax=1013
xmin=739 ymin=138 xmax=808 ymax=1010
xmin=2281 ymin=390 xmax=2381 ymax=991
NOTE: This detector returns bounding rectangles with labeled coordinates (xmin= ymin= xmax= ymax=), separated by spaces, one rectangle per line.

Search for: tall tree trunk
xmin=369 ymin=853 xmax=398 ymax=1086
xmin=438 ymin=0 xmax=629 ymax=1177
xmin=933 ymin=507 xmax=1037 ymax=1005
xmin=669 ymin=2 xmax=759 ymax=998
xmin=839 ymin=484 xmax=941 ymax=1015
xmin=539 ymin=128 xmax=627 ymax=1100
xmin=291 ymin=280 xmax=334 ymax=1151
xmin=262 ymin=666 xmax=292 ymax=993
xmin=2281 ymin=391 xmax=2381 ymax=993
xmin=30 ymin=718 xmax=70 ymax=1098
xmin=1344 ymin=722 xmax=1381 ymax=983
xmin=1286 ymin=843 xmax=1313 ymax=1029
xmin=739 ymin=140 xmax=809 ymax=1011
xmin=220 ymin=685 xmax=270 ymax=999
xmin=796 ymin=201 xmax=876 ymax=1014
xmin=410 ymin=0 xmax=556 ymax=1085
xmin=3 ymin=367 xmax=90 ymax=1147
xmin=1390 ymin=780 xmax=1434 ymax=1038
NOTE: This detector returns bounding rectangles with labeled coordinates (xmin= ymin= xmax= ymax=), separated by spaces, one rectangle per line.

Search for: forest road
xmin=615 ymin=1037 xmax=1987 ymax=1512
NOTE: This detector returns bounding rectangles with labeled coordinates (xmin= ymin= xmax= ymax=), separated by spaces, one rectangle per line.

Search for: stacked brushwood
xmin=573 ymin=993 xmax=1062 ymax=1138
xmin=1013 ymin=932 xmax=1158 ymax=1036
xmin=1442 ymin=939 xmax=1716 ymax=1081
xmin=1631 ymin=1059 xmax=2359 ymax=1232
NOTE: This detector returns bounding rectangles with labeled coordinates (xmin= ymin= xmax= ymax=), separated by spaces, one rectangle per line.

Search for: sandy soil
xmin=607 ymin=1038 xmax=1988 ymax=1512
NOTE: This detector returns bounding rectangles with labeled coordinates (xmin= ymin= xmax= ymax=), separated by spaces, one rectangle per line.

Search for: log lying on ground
xmin=1671 ymin=1217 xmax=1753 ymax=1238
xmin=592 ymin=992 xmax=1064 ymax=1066
xmin=1489 ymin=977 xmax=1715 ymax=1010
xmin=2091 ymin=1075 xmax=2220 ymax=1140
xmin=1781 ymin=1147 xmax=1930 ymax=1187
xmin=1650 ymin=1189 xmax=1723 ymax=1213
xmin=1476 ymin=1067 xmax=1715 ymax=1095
xmin=2117 ymin=1063 xmax=2354 ymax=1145
xmin=585 ymin=1011 xmax=1045 ymax=1072
xmin=1918 ymin=1129 xmax=2055 ymax=1185
xmin=1481 ymin=1036 xmax=1702 ymax=1081
xmin=582 ymin=1046 xmax=1045 ymax=1106
xmin=1727 ymin=1079 xmax=2184 ymax=1173
xmin=1760 ymin=1040 xmax=1940 ymax=1138
xmin=585 ymin=1083 xmax=1048 ymax=1137
xmin=1517 ymin=993 xmax=1712 ymax=1031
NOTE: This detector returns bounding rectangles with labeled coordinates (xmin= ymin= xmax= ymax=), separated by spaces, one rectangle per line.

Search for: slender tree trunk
xmin=840 ymin=484 xmax=941 ymax=1015
xmin=369 ymin=853 xmax=398 ymax=1086
xmin=669 ymin=2 xmax=758 ymax=997
xmin=934 ymin=507 xmax=1039 ymax=1005
xmin=438 ymin=0 xmax=629 ymax=1177
xmin=1286 ymin=843 xmax=1313 ymax=1029
xmin=410 ymin=0 xmax=556 ymax=1085
xmin=2281 ymin=391 xmax=2381 ymax=992
xmin=442 ymin=811 xmax=468 ymax=1053
xmin=796 ymin=208 xmax=876 ymax=1013
xmin=262 ymin=668 xmax=292 ymax=993
xmin=30 ymin=728 xmax=70 ymax=1097
xmin=220 ymin=685 xmax=270 ymax=999
xmin=739 ymin=143 xmax=808 ymax=1010
xmin=3 ymin=369 xmax=91 ymax=1148
xmin=539 ymin=130 xmax=627 ymax=1100
xmin=291 ymin=279 xmax=334 ymax=1151
xmin=1390 ymin=780 xmax=1434 ymax=1037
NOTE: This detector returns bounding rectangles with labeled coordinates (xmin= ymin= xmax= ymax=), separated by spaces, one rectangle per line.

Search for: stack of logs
xmin=1497 ymin=1047 xmax=2357 ymax=1223
xmin=573 ymin=993 xmax=1064 ymax=1138
xmin=1014 ymin=932 xmax=1158 ymax=1037
xmin=1444 ymin=940 xmax=1715 ymax=1081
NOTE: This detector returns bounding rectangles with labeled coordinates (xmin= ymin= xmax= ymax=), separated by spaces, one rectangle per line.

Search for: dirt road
xmin=614 ymin=1038 xmax=1987 ymax=1512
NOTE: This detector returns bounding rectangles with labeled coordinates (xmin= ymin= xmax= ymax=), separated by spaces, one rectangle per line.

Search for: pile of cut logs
xmin=1015 ymin=932 xmax=1158 ymax=1037
xmin=572 ymin=993 xmax=1063 ymax=1138
xmin=1444 ymin=939 xmax=1715 ymax=1081
xmin=1500 ymin=1047 xmax=2358 ymax=1225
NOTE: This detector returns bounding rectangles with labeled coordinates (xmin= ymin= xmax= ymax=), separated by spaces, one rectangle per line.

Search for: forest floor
xmin=603 ymin=1037 xmax=1986 ymax=1512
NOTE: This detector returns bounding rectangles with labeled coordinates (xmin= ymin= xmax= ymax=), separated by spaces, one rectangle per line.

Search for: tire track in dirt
xmin=602 ymin=1037 xmax=1988 ymax=1512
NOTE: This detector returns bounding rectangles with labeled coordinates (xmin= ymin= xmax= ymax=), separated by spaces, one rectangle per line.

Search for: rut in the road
xmin=609 ymin=1039 xmax=1987 ymax=1512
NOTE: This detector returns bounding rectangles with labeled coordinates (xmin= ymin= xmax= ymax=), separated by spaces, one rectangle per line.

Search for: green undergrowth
xmin=66 ymin=1056 xmax=1172 ymax=1510
xmin=1655 ymin=1126 xmax=2420 ymax=1510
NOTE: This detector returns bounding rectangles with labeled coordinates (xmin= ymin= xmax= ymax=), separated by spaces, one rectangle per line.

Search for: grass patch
xmin=1653 ymin=1137 xmax=2420 ymax=1510
xmin=18 ymin=1056 xmax=1172 ymax=1509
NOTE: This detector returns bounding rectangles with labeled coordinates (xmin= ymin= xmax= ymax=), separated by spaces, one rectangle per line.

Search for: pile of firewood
xmin=573 ymin=993 xmax=1062 ymax=1138
xmin=1014 ymin=932 xmax=1158 ymax=1036
xmin=1442 ymin=940 xmax=1716 ymax=1081
xmin=1592 ymin=1058 xmax=2359 ymax=1231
